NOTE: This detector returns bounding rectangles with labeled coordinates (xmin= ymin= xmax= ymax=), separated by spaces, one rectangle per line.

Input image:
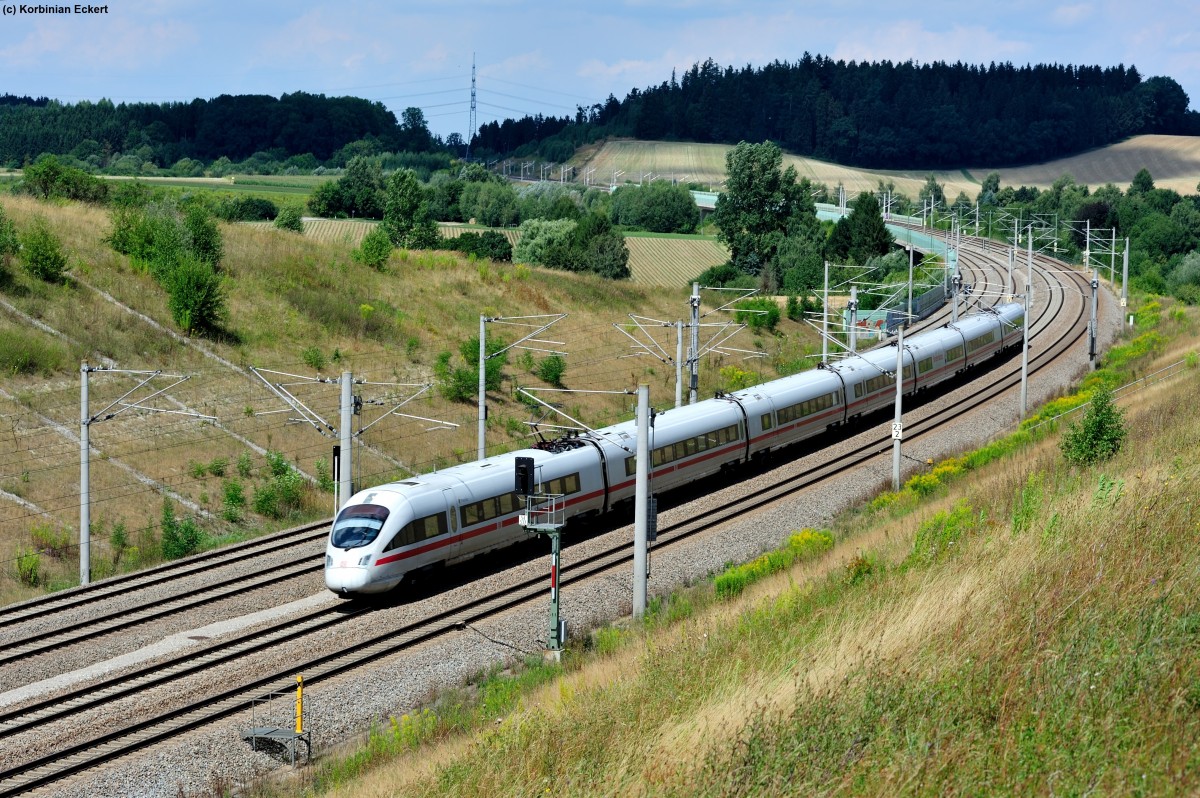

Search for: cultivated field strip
xmin=578 ymin=135 xmax=1200 ymax=198
xmin=0 ymin=238 xmax=1090 ymax=796
xmin=624 ymin=237 xmax=727 ymax=286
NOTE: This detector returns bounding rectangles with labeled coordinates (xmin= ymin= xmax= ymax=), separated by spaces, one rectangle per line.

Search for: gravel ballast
xmin=24 ymin=271 xmax=1124 ymax=798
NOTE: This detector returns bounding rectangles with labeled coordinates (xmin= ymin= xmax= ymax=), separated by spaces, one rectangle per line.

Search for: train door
xmin=440 ymin=486 xmax=462 ymax=561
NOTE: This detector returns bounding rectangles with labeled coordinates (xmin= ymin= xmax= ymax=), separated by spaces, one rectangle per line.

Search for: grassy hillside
xmin=266 ymin=220 xmax=729 ymax=287
xmin=248 ymin=303 xmax=1200 ymax=797
xmin=578 ymin=135 xmax=1200 ymax=198
xmin=0 ymin=195 xmax=807 ymax=601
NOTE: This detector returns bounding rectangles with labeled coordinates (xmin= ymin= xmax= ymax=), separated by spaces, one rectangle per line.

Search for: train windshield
xmin=331 ymin=504 xmax=390 ymax=550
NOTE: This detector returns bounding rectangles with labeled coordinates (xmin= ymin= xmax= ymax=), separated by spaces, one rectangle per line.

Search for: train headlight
xmin=325 ymin=555 xmax=332 ymax=569
xmin=358 ymin=554 xmax=372 ymax=567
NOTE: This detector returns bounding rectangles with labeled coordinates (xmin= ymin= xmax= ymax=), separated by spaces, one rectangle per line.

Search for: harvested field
xmin=577 ymin=135 xmax=1200 ymax=198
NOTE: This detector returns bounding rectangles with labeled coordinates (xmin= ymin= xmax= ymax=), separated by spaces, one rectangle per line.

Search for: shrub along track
xmin=0 ymin=239 xmax=1090 ymax=797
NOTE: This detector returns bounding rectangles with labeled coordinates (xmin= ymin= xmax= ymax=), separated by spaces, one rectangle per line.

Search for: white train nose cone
xmin=325 ymin=566 xmax=370 ymax=593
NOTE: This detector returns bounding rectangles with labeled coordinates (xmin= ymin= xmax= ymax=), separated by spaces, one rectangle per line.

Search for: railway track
xmin=0 ymin=239 xmax=999 ymax=673
xmin=0 ymin=521 xmax=328 ymax=630
xmin=0 ymin=237 xmax=1093 ymax=797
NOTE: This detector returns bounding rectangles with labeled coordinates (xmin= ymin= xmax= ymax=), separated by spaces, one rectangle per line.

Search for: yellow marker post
xmin=295 ymin=675 xmax=304 ymax=735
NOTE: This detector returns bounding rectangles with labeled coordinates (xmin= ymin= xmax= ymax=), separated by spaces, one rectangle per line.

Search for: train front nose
xmin=325 ymin=554 xmax=371 ymax=593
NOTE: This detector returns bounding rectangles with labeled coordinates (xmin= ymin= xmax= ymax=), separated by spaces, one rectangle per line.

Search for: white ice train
xmin=326 ymin=303 xmax=1025 ymax=595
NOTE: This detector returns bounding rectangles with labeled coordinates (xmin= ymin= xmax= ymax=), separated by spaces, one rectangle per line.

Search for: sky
xmin=1 ymin=0 xmax=1197 ymax=141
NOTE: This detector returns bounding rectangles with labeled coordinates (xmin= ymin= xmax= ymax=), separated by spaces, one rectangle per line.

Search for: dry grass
xmin=258 ymin=219 xmax=726 ymax=287
xmin=290 ymin=309 xmax=1200 ymax=797
xmin=0 ymin=195 xmax=808 ymax=598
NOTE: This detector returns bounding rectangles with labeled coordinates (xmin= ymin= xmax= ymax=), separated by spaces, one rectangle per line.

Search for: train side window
xmin=947 ymin=344 xmax=964 ymax=361
xmin=542 ymin=474 xmax=580 ymax=496
xmin=414 ymin=513 xmax=446 ymax=539
xmin=625 ymin=456 xmax=636 ymax=477
xmin=903 ymin=365 xmax=913 ymax=380
xmin=384 ymin=522 xmax=414 ymax=552
xmin=384 ymin=513 xmax=443 ymax=549
xmin=462 ymin=503 xmax=480 ymax=526
xmin=854 ymin=383 xmax=864 ymax=399
xmin=919 ymin=357 xmax=933 ymax=373
xmin=760 ymin=413 xmax=773 ymax=431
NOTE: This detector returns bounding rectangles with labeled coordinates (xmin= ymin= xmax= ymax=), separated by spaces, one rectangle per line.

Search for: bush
xmin=535 ymin=354 xmax=566 ymax=387
xmin=264 ymin=449 xmax=292 ymax=478
xmin=166 ymin=256 xmax=226 ymax=335
xmin=733 ymin=297 xmax=781 ymax=332
xmin=513 ymin=218 xmax=576 ymax=265
xmin=353 ymin=226 xmax=394 ymax=271
xmin=16 ymin=545 xmax=40 ymax=586
xmin=844 ymin=552 xmax=876 ymax=584
xmin=160 ymin=499 xmax=203 ymax=559
xmin=274 ymin=204 xmax=305 ymax=233
xmin=18 ymin=216 xmax=68 ymax=282
xmin=718 ymin=365 xmax=755 ymax=392
xmin=450 ymin=231 xmax=512 ymax=262
xmin=222 ymin=478 xmax=246 ymax=523
xmin=315 ymin=457 xmax=335 ymax=493
xmin=1061 ymin=386 xmax=1127 ymax=466
xmin=214 ymin=196 xmax=278 ymax=222
xmin=183 ymin=206 xmax=223 ymax=267
xmin=31 ymin=522 xmax=71 ymax=559
xmin=302 ymin=346 xmax=326 ymax=370
xmin=433 ymin=351 xmax=477 ymax=403
xmin=253 ymin=469 xmax=304 ymax=519
xmin=695 ymin=262 xmax=756 ymax=289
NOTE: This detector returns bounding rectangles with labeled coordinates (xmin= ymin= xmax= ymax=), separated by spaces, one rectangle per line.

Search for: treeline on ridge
xmin=472 ymin=57 xmax=1199 ymax=168
xmin=0 ymin=91 xmax=437 ymax=169
xmin=3 ymin=55 xmax=1198 ymax=174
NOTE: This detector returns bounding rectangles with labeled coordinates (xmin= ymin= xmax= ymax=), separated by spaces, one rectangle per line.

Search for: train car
xmin=325 ymin=303 xmax=1025 ymax=596
xmin=326 ymin=446 xmax=605 ymax=594
xmin=596 ymin=396 xmax=747 ymax=505
xmin=732 ymin=368 xmax=846 ymax=457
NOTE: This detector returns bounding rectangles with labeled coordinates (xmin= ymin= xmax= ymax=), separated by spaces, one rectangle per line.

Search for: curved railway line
xmin=0 ymin=235 xmax=1097 ymax=797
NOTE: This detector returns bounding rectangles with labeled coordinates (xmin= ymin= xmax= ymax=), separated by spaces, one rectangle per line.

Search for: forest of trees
xmin=473 ymin=57 xmax=1199 ymax=168
xmin=0 ymin=92 xmax=434 ymax=169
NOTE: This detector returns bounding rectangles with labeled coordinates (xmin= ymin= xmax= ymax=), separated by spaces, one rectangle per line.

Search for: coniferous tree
xmin=847 ymin=192 xmax=894 ymax=265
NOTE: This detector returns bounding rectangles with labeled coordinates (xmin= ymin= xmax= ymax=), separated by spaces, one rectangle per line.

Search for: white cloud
xmin=0 ymin=19 xmax=196 ymax=72
xmin=1051 ymin=4 xmax=1094 ymax=26
xmin=832 ymin=20 xmax=1030 ymax=65
xmin=481 ymin=50 xmax=551 ymax=79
